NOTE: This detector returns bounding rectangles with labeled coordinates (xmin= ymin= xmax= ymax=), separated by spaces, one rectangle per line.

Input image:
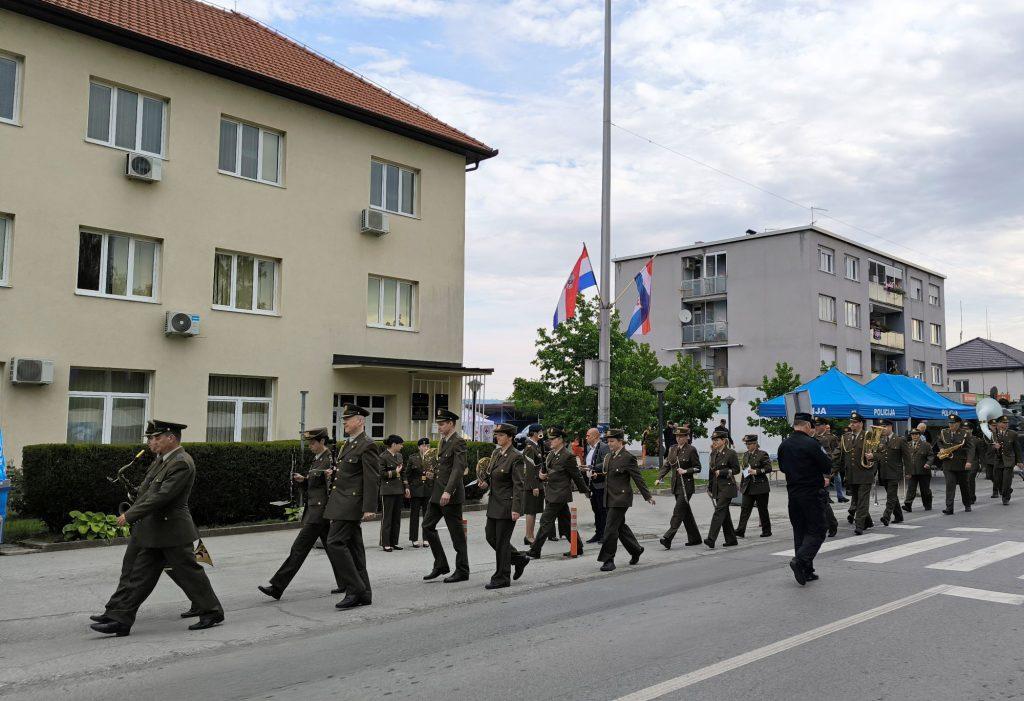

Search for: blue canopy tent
xmin=865 ymin=374 xmax=976 ymax=420
xmin=757 ymin=367 xmax=909 ymax=419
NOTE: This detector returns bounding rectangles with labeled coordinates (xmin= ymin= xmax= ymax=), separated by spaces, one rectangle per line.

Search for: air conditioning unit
xmin=125 ymin=152 xmax=162 ymax=182
xmin=10 ymin=357 xmax=54 ymax=385
xmin=360 ymin=208 xmax=390 ymax=236
xmin=165 ymin=311 xmax=200 ymax=337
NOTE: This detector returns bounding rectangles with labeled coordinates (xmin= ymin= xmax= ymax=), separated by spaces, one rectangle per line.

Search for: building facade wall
xmin=946 ymin=370 xmax=1024 ymax=398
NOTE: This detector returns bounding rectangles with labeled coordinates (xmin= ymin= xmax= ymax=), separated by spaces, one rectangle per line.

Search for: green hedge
xmin=22 ymin=439 xmax=497 ymax=532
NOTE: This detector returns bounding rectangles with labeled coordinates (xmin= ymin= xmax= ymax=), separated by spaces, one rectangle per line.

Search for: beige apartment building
xmin=0 ymin=0 xmax=496 ymax=464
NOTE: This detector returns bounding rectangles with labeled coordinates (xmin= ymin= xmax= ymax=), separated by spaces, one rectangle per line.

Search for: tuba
xmin=861 ymin=425 xmax=884 ymax=468
xmin=976 ymin=398 xmax=1004 ymax=440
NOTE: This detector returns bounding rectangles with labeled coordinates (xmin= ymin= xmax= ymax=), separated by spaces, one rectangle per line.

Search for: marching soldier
xmin=526 ymin=427 xmax=591 ymax=560
xmin=939 ymin=414 xmax=973 ymax=515
xmin=812 ymin=417 xmax=840 ymax=537
xmin=902 ymin=428 xmax=933 ymax=512
xmin=323 ymin=404 xmax=380 ymax=609
xmin=871 ymin=419 xmax=905 ymax=526
xmin=92 ymin=420 xmax=224 ymax=636
xmin=840 ymin=412 xmax=874 ymax=535
xmin=404 ymin=438 xmax=431 ymax=548
xmin=656 ymin=426 xmax=703 ymax=549
xmin=990 ymin=415 xmax=1022 ymax=505
xmin=965 ymin=420 xmax=982 ymax=505
xmin=476 ymin=423 xmax=530 ymax=589
xmin=422 ymin=409 xmax=470 ymax=583
xmin=598 ymin=429 xmax=655 ymax=571
xmin=704 ymin=429 xmax=739 ymax=549
xmin=258 ymin=427 xmax=347 ymax=600
xmin=379 ymin=435 xmax=406 ymax=552
xmin=735 ymin=434 xmax=773 ymax=538
xmin=520 ymin=424 xmax=545 ymax=546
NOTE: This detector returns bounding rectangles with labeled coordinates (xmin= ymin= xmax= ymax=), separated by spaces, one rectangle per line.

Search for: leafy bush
xmin=2 ymin=517 xmax=47 ymax=542
xmin=283 ymin=505 xmax=302 ymax=522
xmin=62 ymin=510 xmax=130 ymax=541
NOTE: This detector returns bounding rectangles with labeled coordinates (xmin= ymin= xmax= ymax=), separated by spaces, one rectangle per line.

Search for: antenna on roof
xmin=810 ymin=207 xmax=828 ymax=225
xmin=959 ymin=300 xmax=963 ymax=343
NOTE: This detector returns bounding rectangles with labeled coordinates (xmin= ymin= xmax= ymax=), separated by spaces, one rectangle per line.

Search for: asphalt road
xmin=3 ymin=477 xmax=1023 ymax=701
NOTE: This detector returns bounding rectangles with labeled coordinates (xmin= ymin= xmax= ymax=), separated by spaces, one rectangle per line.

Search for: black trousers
xmin=326 ymin=520 xmax=371 ymax=598
xmin=905 ymin=473 xmax=932 ymax=509
xmin=270 ymin=520 xmax=344 ymax=592
xmin=530 ymin=501 xmax=579 ymax=556
xmin=847 ymin=483 xmax=872 ymax=529
xmin=967 ymin=468 xmax=979 ymax=504
xmin=381 ymin=494 xmax=403 ymax=547
xmin=408 ymin=496 xmax=428 ymax=541
xmin=106 ymin=544 xmax=222 ymax=627
xmin=663 ymin=490 xmax=701 ymax=544
xmin=824 ymin=498 xmax=838 ymax=532
xmin=943 ymin=470 xmax=971 ymax=509
xmin=991 ymin=464 xmax=1002 ymax=495
xmin=736 ymin=492 xmax=771 ymax=535
xmin=557 ymin=507 xmax=571 ymax=539
xmin=104 ymin=540 xmax=194 ymax=613
xmin=995 ymin=466 xmax=1015 ymax=501
xmin=789 ymin=491 xmax=827 ymax=573
xmin=706 ymin=494 xmax=737 ymax=545
xmin=879 ymin=479 xmax=903 ymax=521
xmin=590 ymin=487 xmax=607 ymax=540
xmin=423 ymin=501 xmax=469 ymax=576
xmin=598 ymin=506 xmax=642 ymax=563
xmin=485 ymin=517 xmax=528 ymax=585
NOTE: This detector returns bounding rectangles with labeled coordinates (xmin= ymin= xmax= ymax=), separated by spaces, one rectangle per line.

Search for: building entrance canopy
xmin=757 ymin=367 xmax=909 ymax=419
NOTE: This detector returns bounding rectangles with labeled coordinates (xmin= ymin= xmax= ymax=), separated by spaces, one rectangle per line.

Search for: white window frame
xmin=86 ymin=80 xmax=168 ymax=157
xmin=818 ymin=294 xmax=836 ymax=323
xmin=953 ymin=379 xmax=969 ymax=392
xmin=704 ymin=251 xmax=726 ymax=278
xmin=930 ymin=323 xmax=942 ymax=346
xmin=911 ymin=318 xmax=924 ymax=342
xmin=67 ymin=370 xmax=150 ymax=444
xmin=207 ymin=378 xmax=274 ymax=442
xmin=818 ymin=246 xmax=834 ymax=274
xmin=218 ymin=117 xmax=283 ymax=186
xmin=844 ymin=301 xmax=860 ymax=328
xmin=76 ymin=229 xmax=160 ymax=302
xmin=909 ymin=277 xmax=923 ymax=301
xmin=845 ymin=349 xmax=863 ymax=376
xmin=928 ymin=284 xmax=941 ymax=306
xmin=845 ymin=255 xmax=859 ymax=281
xmin=0 ymin=215 xmax=11 ymax=287
xmin=0 ymin=51 xmax=23 ymax=126
xmin=932 ymin=363 xmax=943 ymax=386
xmin=212 ymin=250 xmax=280 ymax=315
xmin=370 ymin=159 xmax=418 ymax=217
xmin=820 ymin=344 xmax=837 ymax=367
xmin=912 ymin=360 xmax=925 ymax=380
xmin=367 ymin=274 xmax=417 ymax=331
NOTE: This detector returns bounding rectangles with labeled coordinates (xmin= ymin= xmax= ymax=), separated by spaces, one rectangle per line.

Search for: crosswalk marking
xmin=773 ymin=533 xmax=893 ymax=557
xmin=845 ymin=537 xmax=966 ymax=564
xmin=948 ymin=527 xmax=1001 ymax=533
xmin=926 ymin=541 xmax=1024 ymax=572
xmin=941 ymin=586 xmax=1024 ymax=606
xmin=889 ymin=524 xmax=921 ymax=529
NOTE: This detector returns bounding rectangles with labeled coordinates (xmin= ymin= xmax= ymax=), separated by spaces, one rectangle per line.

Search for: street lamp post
xmin=467 ymin=378 xmax=483 ymax=441
xmin=723 ymin=395 xmax=735 ymax=445
xmin=651 ymin=376 xmax=670 ymax=472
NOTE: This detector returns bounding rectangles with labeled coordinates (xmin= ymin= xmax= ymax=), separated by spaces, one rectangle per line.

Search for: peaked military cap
xmin=742 ymin=434 xmax=759 ymax=443
xmin=144 ymin=419 xmax=187 ymax=436
xmin=793 ymin=412 xmax=813 ymax=423
xmin=339 ymin=404 xmax=369 ymax=419
xmin=849 ymin=411 xmax=865 ymax=422
xmin=673 ymin=427 xmax=691 ymax=436
xmin=417 ymin=437 xmax=431 ymax=446
xmin=435 ymin=408 xmax=459 ymax=423
xmin=494 ymin=423 xmax=517 ymax=437
xmin=996 ymin=415 xmax=1009 ymax=424
xmin=875 ymin=418 xmax=894 ymax=427
xmin=711 ymin=429 xmax=730 ymax=440
xmin=948 ymin=413 xmax=962 ymax=423
xmin=909 ymin=429 xmax=921 ymax=436
xmin=546 ymin=426 xmax=566 ymax=439
xmin=527 ymin=423 xmax=544 ymax=434
xmin=607 ymin=428 xmax=626 ymax=440
xmin=813 ymin=416 xmax=830 ymax=426
xmin=302 ymin=426 xmax=330 ymax=441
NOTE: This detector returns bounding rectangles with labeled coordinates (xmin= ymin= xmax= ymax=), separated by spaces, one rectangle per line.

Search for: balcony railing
xmin=681 ymin=276 xmax=727 ymax=298
xmin=869 ymin=281 xmax=905 ymax=308
xmin=871 ymin=329 xmax=905 ymax=350
xmin=682 ymin=321 xmax=728 ymax=344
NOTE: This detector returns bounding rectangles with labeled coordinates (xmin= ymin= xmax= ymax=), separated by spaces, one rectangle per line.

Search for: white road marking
xmin=845 ymin=537 xmax=966 ymax=564
xmin=926 ymin=541 xmax=1024 ymax=572
xmin=773 ymin=533 xmax=893 ymax=557
xmin=941 ymin=586 xmax=1024 ymax=605
xmin=948 ymin=527 xmax=1001 ymax=533
xmin=889 ymin=524 xmax=921 ymax=529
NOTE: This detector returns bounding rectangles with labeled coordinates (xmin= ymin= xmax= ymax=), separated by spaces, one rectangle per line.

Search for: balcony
xmin=869 ymin=282 xmax=905 ymax=309
xmin=870 ymin=329 xmax=905 ymax=351
xmin=706 ymin=368 xmax=729 ymax=387
xmin=682 ymin=321 xmax=728 ymax=344
xmin=681 ymin=276 xmax=727 ymax=299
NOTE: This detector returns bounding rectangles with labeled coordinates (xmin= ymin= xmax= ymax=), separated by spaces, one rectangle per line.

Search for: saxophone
xmin=937 ymin=430 xmax=966 ymax=460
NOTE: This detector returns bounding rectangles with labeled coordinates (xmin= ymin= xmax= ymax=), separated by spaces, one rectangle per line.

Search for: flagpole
xmin=597 ymin=0 xmax=612 ymax=432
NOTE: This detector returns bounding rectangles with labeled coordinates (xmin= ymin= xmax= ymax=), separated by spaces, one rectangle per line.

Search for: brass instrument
xmin=422 ymin=446 xmax=438 ymax=482
xmin=476 ymin=457 xmax=491 ymax=482
xmin=860 ymin=425 xmax=884 ymax=468
xmin=106 ymin=449 xmax=147 ymax=515
xmin=937 ymin=434 xmax=966 ymax=461
xmin=977 ymin=398 xmax=1004 ymax=440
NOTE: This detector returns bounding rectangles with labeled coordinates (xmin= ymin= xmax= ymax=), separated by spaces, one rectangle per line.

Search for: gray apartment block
xmin=615 ymin=225 xmax=947 ymax=430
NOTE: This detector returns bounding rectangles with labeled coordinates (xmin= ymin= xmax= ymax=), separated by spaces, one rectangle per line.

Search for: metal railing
xmin=682 ymin=321 xmax=728 ymax=344
xmin=870 ymin=329 xmax=905 ymax=350
xmin=869 ymin=281 xmax=905 ymax=308
xmin=680 ymin=276 xmax=727 ymax=298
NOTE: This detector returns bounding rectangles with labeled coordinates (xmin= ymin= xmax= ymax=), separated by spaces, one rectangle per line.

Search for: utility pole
xmin=597 ymin=0 xmax=612 ymax=432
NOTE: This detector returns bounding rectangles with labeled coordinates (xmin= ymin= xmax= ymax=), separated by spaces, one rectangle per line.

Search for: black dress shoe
xmin=188 ymin=613 xmax=224 ymax=630
xmin=258 ymin=585 xmax=282 ymax=600
xmin=807 ymin=572 xmax=820 ymax=581
xmin=903 ymin=504 xmax=912 ymax=512
xmin=789 ymin=558 xmax=806 ymax=586
xmin=924 ymin=507 xmax=932 ymax=511
xmin=442 ymin=572 xmax=469 ymax=583
xmin=965 ymin=505 xmax=972 ymax=512
xmin=600 ymin=561 xmax=616 ymax=572
xmin=685 ymin=539 xmax=702 ymax=546
xmin=331 ymin=588 xmax=345 ymax=595
xmin=761 ymin=531 xmax=772 ymax=538
xmin=412 ymin=542 xmax=421 ymax=548
xmin=629 ymin=547 xmax=644 ymax=565
xmin=991 ymin=493 xmax=999 ymax=498
xmin=485 ymin=581 xmax=510 ymax=590
xmin=942 ymin=508 xmax=954 ymax=515
xmin=838 ymin=498 xmax=850 ymax=503
xmin=659 ymin=537 xmax=671 ymax=550
xmin=1002 ymin=499 xmax=1010 ymax=505
xmin=854 ymin=528 xmax=864 ymax=535
xmin=723 ymin=540 xmax=738 ymax=547
xmin=893 ymin=516 xmax=904 ymax=523
xmin=523 ymin=538 xmax=533 ymax=546
xmin=335 ymin=593 xmax=371 ymax=609
xmin=392 ymin=545 xmax=404 ymax=551
xmin=89 ymin=614 xmax=112 ymax=623
xmin=703 ymin=538 xmax=715 ymax=549
xmin=827 ymin=526 xmax=838 ymax=537
xmin=971 ymin=498 xmax=977 ymax=504
xmin=513 ymin=558 xmax=529 ymax=581
xmin=525 ymin=550 xmax=541 ymax=560
xmin=180 ymin=607 xmax=202 ymax=618
xmin=880 ymin=516 xmax=890 ymax=527
xmin=423 ymin=567 xmax=450 ymax=581
xmin=90 ymin=621 xmax=131 ymax=636
xmin=846 ymin=514 xmax=854 ymax=524
xmin=586 ymin=535 xmax=602 ymax=544
xmin=734 ymin=530 xmax=746 ymax=538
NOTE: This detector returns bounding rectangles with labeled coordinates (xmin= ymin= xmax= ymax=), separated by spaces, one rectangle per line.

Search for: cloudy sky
xmin=212 ymin=0 xmax=1024 ymax=400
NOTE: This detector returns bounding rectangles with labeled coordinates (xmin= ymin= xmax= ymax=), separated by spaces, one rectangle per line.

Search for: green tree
xmin=748 ymin=362 xmax=802 ymax=438
xmin=509 ymin=295 xmax=661 ymax=439
xmin=819 ymin=360 xmax=837 ymax=374
xmin=662 ymin=352 xmax=720 ymax=438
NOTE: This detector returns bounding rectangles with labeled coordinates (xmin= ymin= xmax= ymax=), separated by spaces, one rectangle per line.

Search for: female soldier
xmin=405 ymin=438 xmax=431 ymax=548
xmin=379 ymin=435 xmax=405 ymax=552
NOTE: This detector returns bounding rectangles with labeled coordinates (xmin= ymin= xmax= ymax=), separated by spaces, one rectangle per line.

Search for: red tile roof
xmin=11 ymin=0 xmax=496 ymax=160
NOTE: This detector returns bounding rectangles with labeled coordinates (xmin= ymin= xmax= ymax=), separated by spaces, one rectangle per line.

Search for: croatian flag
xmin=552 ymin=244 xmax=597 ymax=328
xmin=626 ymin=258 xmax=653 ymax=338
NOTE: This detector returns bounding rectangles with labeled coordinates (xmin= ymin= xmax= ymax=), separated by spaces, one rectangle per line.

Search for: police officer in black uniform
xmin=778 ymin=412 xmax=833 ymax=586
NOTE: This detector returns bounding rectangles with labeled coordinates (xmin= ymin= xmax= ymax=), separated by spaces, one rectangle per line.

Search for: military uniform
xmin=814 ymin=427 xmax=840 ymax=536
xmin=938 ymin=419 xmax=973 ymax=513
xmin=527 ymin=428 xmax=590 ymax=559
xmin=965 ymin=427 xmax=982 ymax=504
xmin=422 ymin=410 xmax=470 ymax=580
xmin=706 ymin=439 xmax=739 ymax=547
xmin=658 ymin=436 xmax=702 ymax=547
xmin=598 ymin=432 xmax=652 ymax=567
xmin=840 ymin=417 xmax=875 ymax=532
xmin=482 ymin=425 xmax=530 ymax=588
xmin=736 ymin=440 xmax=773 ymax=537
xmin=872 ymin=425 xmax=905 ymax=525
xmin=323 ymin=407 xmax=380 ymax=607
xmin=990 ymin=422 xmax=1021 ymax=504
xmin=902 ymin=433 xmax=933 ymax=511
xmin=521 ymin=439 xmax=545 ymax=515
xmin=379 ymin=446 xmax=405 ymax=549
xmin=404 ymin=443 xmax=430 ymax=543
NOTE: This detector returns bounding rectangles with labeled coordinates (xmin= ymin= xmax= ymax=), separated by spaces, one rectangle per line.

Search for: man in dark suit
xmin=583 ymin=427 xmax=610 ymax=543
xmin=323 ymin=404 xmax=380 ymax=610
xmin=92 ymin=420 xmax=223 ymax=636
xmin=662 ymin=421 xmax=677 ymax=459
xmin=598 ymin=429 xmax=655 ymax=571
xmin=421 ymin=408 xmax=470 ymax=583
xmin=779 ymin=412 xmax=833 ymax=585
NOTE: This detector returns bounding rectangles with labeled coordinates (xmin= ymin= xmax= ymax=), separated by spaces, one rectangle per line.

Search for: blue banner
xmin=0 ymin=427 xmax=7 ymax=543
